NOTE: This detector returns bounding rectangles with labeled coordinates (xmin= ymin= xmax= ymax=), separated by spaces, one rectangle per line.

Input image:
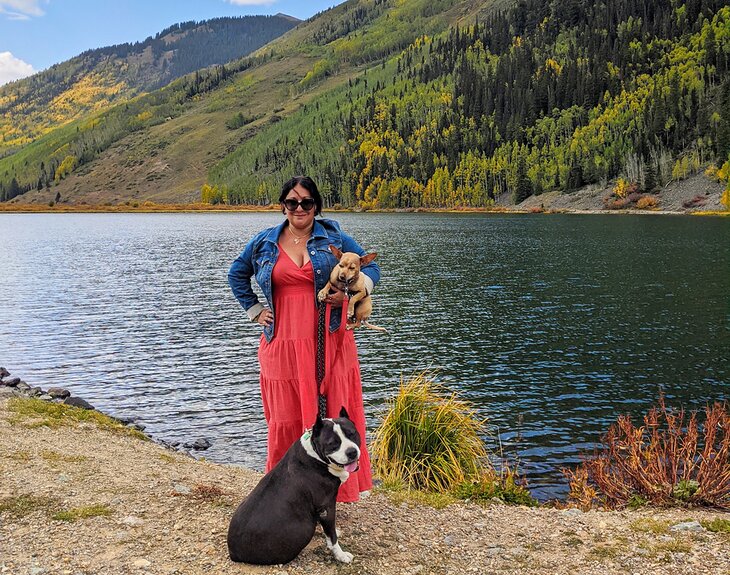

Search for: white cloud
xmin=225 ymin=0 xmax=276 ymax=6
xmin=0 ymin=0 xmax=46 ymax=19
xmin=0 ymin=51 xmax=35 ymax=86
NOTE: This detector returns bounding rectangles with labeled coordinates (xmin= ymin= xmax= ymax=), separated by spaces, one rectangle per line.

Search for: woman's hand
xmin=256 ymin=309 xmax=274 ymax=327
xmin=324 ymin=290 xmax=345 ymax=308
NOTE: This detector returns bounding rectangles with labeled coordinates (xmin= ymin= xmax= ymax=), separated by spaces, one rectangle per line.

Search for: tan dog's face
xmin=329 ymin=246 xmax=376 ymax=287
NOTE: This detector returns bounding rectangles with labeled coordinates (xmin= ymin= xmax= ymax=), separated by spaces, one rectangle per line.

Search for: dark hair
xmin=279 ymin=175 xmax=323 ymax=215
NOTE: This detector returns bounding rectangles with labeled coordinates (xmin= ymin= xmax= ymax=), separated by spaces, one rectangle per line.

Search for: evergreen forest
xmin=207 ymin=0 xmax=730 ymax=208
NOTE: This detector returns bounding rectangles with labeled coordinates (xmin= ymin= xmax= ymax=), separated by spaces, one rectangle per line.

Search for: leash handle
xmin=316 ymin=300 xmax=327 ymax=419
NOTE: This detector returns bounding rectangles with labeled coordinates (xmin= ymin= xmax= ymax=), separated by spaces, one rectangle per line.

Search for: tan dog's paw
xmin=317 ymin=287 xmax=330 ymax=302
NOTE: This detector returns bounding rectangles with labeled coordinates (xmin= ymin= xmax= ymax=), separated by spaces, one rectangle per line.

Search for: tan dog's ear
xmin=329 ymin=245 xmax=344 ymax=260
xmin=360 ymin=252 xmax=377 ymax=266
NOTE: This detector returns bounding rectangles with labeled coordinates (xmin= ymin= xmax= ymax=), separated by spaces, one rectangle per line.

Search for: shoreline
xmin=2 ymin=395 xmax=729 ymax=575
xmin=0 ymin=202 xmax=727 ymax=216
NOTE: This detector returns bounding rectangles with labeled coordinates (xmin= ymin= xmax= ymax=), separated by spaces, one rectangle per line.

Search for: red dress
xmin=257 ymin=246 xmax=373 ymax=502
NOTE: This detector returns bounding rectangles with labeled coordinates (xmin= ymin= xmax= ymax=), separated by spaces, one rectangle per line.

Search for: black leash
xmin=316 ymin=299 xmax=327 ymax=419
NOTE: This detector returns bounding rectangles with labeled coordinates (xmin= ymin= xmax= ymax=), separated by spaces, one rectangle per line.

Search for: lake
xmin=1 ymin=212 xmax=727 ymax=500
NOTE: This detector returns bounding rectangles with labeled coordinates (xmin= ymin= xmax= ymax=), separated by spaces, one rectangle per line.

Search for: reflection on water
xmin=1 ymin=212 xmax=728 ymax=499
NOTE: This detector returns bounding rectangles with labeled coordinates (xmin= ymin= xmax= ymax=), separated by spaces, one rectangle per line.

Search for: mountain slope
xmin=1 ymin=0 xmax=499 ymax=204
xmin=0 ymin=15 xmax=298 ymax=155
xmin=4 ymin=0 xmax=728 ymax=208
xmin=207 ymin=0 xmax=730 ymax=208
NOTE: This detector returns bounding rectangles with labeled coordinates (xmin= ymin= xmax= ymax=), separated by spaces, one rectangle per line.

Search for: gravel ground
xmin=510 ymin=172 xmax=727 ymax=213
xmin=1 ymin=397 xmax=729 ymax=575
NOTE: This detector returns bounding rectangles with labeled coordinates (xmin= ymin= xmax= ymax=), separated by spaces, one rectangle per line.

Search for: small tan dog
xmin=318 ymin=246 xmax=386 ymax=332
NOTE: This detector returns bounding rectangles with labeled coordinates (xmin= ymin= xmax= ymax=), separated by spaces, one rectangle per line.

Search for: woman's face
xmin=283 ymin=183 xmax=317 ymax=230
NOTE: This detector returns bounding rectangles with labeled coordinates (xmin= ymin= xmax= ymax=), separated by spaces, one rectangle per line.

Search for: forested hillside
xmin=208 ymin=0 xmax=730 ymax=208
xmin=0 ymin=15 xmax=297 ymax=157
xmin=0 ymin=0 xmax=490 ymax=204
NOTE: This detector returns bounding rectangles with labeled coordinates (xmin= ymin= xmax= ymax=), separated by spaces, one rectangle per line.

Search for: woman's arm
xmin=228 ymin=239 xmax=265 ymax=321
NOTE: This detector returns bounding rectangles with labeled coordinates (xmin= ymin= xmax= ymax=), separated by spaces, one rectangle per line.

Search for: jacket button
xmin=316 ymin=270 xmax=321 ymax=274
xmin=311 ymin=250 xmax=315 ymax=255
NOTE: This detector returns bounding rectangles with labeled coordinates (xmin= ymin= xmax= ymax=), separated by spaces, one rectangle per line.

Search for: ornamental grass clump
xmin=566 ymin=396 xmax=730 ymax=510
xmin=371 ymin=371 xmax=492 ymax=493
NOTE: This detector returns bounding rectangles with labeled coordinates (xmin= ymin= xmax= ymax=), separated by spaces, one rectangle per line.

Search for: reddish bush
xmin=565 ymin=397 xmax=730 ymax=510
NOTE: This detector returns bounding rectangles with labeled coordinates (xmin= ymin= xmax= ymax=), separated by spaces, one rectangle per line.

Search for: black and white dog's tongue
xmin=344 ymin=461 xmax=359 ymax=473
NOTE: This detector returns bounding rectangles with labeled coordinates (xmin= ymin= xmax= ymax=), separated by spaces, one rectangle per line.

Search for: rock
xmin=670 ymin=521 xmax=705 ymax=533
xmin=122 ymin=515 xmax=145 ymax=527
xmin=16 ymin=382 xmax=31 ymax=393
xmin=0 ymin=387 xmax=15 ymax=397
xmin=28 ymin=387 xmax=43 ymax=397
xmin=562 ymin=508 xmax=584 ymax=517
xmin=3 ymin=376 xmax=20 ymax=387
xmin=173 ymin=484 xmax=191 ymax=495
xmin=0 ymin=367 xmax=9 ymax=378
xmin=131 ymin=558 xmax=151 ymax=569
xmin=128 ymin=423 xmax=146 ymax=431
xmin=38 ymin=394 xmax=53 ymax=401
xmin=64 ymin=397 xmax=95 ymax=410
xmin=187 ymin=438 xmax=212 ymax=451
xmin=47 ymin=387 xmax=70 ymax=399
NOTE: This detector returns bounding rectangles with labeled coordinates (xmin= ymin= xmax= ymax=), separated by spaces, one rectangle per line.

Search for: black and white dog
xmin=227 ymin=407 xmax=361 ymax=565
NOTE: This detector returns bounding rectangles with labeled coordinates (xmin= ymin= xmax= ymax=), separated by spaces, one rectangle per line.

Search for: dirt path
xmin=1 ymin=398 xmax=729 ymax=575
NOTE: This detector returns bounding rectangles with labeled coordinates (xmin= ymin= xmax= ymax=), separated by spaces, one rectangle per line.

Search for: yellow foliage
xmin=613 ymin=177 xmax=633 ymax=198
xmin=135 ymin=110 xmax=153 ymax=122
xmin=544 ymin=58 xmax=562 ymax=75
xmin=54 ymin=155 xmax=78 ymax=181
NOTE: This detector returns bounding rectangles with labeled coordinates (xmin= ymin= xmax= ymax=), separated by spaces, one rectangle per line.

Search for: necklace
xmin=288 ymin=225 xmax=311 ymax=245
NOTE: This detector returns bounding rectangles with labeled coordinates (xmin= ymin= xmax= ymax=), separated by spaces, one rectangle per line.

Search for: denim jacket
xmin=228 ymin=218 xmax=380 ymax=342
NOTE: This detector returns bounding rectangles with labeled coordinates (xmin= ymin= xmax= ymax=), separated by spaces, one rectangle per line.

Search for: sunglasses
xmin=283 ymin=198 xmax=316 ymax=212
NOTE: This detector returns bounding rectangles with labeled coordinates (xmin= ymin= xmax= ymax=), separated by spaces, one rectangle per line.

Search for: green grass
xmin=701 ymin=518 xmax=730 ymax=533
xmin=6 ymin=397 xmax=148 ymax=440
xmin=630 ymin=518 xmax=671 ymax=534
xmin=41 ymin=450 xmax=88 ymax=463
xmin=371 ymin=371 xmax=492 ymax=493
xmin=52 ymin=504 xmax=113 ymax=522
xmin=0 ymin=495 xmax=55 ymax=518
xmin=370 ymin=370 xmax=537 ymax=508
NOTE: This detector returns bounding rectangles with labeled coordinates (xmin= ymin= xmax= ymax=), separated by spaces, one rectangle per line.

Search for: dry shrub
xmin=604 ymin=197 xmax=630 ymax=210
xmin=565 ymin=397 xmax=730 ymax=509
xmin=683 ymin=195 xmax=707 ymax=208
xmin=636 ymin=195 xmax=658 ymax=209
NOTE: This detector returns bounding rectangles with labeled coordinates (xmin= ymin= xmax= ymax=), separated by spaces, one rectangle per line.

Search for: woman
xmin=228 ymin=175 xmax=379 ymax=502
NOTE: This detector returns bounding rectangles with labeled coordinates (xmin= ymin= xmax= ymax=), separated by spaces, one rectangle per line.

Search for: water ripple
xmin=0 ymin=212 xmax=728 ymax=498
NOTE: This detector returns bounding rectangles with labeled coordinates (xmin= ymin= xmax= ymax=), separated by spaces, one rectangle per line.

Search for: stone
xmin=3 ymin=376 xmax=20 ymax=387
xmin=28 ymin=387 xmax=43 ymax=397
xmin=670 ymin=521 xmax=705 ymax=533
xmin=173 ymin=484 xmax=191 ymax=495
xmin=122 ymin=515 xmax=145 ymax=527
xmin=128 ymin=423 xmax=146 ymax=431
xmin=47 ymin=387 xmax=70 ymax=399
xmin=132 ymin=558 xmax=151 ymax=569
xmin=0 ymin=367 xmax=10 ymax=378
xmin=38 ymin=394 xmax=53 ymax=401
xmin=64 ymin=397 xmax=95 ymax=410
xmin=0 ymin=387 xmax=14 ymax=397
xmin=16 ymin=382 xmax=31 ymax=393
xmin=189 ymin=438 xmax=212 ymax=451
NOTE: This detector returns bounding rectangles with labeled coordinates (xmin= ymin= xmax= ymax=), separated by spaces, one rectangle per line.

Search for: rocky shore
xmin=2 ymin=371 xmax=729 ymax=575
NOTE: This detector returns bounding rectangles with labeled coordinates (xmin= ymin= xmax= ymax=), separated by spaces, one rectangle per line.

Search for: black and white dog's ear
xmin=338 ymin=406 xmax=350 ymax=420
xmin=313 ymin=413 xmax=324 ymax=435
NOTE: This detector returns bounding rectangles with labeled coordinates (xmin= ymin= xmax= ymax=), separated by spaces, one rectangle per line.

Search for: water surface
xmin=1 ymin=212 xmax=727 ymax=499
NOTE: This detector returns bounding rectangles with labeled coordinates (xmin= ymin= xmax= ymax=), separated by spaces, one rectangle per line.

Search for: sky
xmin=0 ymin=0 xmax=345 ymax=86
